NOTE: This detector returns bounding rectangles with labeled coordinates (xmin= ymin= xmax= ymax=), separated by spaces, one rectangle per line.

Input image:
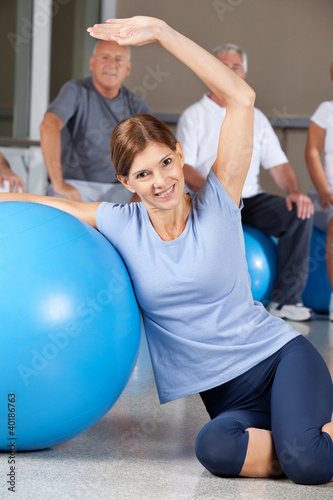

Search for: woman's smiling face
xmin=118 ymin=142 xmax=185 ymax=211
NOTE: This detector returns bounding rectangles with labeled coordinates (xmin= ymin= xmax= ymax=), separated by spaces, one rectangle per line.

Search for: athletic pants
xmin=195 ymin=336 xmax=333 ymax=484
xmin=242 ymin=194 xmax=313 ymax=305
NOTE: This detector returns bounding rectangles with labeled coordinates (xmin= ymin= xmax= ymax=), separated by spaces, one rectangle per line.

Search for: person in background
xmin=306 ymin=62 xmax=333 ymax=319
xmin=0 ymin=151 xmax=26 ymax=193
xmin=40 ymin=40 xmax=150 ymax=203
xmin=177 ymin=43 xmax=314 ymax=321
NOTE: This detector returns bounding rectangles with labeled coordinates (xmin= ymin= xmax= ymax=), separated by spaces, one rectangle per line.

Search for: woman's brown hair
xmin=110 ymin=114 xmax=178 ymax=177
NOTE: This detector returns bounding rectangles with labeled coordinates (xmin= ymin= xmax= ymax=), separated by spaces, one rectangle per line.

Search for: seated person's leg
xmin=242 ymin=193 xmax=313 ymax=319
xmin=47 ymin=179 xmax=134 ymax=203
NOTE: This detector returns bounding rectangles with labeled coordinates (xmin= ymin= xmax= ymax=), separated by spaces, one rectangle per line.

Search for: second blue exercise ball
xmin=302 ymin=227 xmax=331 ymax=313
xmin=0 ymin=202 xmax=141 ymax=451
xmin=243 ymin=225 xmax=277 ymax=304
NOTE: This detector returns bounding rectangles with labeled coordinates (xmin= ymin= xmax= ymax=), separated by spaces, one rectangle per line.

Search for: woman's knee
xmin=195 ymin=416 xmax=248 ymax=477
xmin=277 ymin=434 xmax=333 ymax=485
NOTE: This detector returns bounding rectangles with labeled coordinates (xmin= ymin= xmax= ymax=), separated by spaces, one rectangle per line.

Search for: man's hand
xmin=0 ymin=170 xmax=26 ymax=193
xmin=285 ymin=193 xmax=314 ymax=219
xmin=53 ymin=182 xmax=83 ymax=202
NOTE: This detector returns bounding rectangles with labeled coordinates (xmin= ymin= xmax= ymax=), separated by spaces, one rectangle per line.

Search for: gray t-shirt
xmin=97 ymin=169 xmax=298 ymax=404
xmin=47 ymin=77 xmax=150 ymax=183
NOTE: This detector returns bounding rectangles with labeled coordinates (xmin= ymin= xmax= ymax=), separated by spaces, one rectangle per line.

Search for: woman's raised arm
xmin=88 ymin=16 xmax=255 ymax=205
xmin=0 ymin=192 xmax=100 ymax=228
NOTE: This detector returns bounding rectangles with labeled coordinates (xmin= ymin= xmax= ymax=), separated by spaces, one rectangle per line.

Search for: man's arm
xmin=183 ymin=164 xmax=206 ymax=192
xmin=40 ymin=113 xmax=83 ymax=202
xmin=269 ymin=162 xmax=314 ymax=219
xmin=0 ymin=153 xmax=26 ymax=192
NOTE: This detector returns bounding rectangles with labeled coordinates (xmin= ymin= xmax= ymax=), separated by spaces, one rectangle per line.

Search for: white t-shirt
xmin=176 ymin=94 xmax=288 ymax=198
xmin=309 ymin=100 xmax=333 ymax=191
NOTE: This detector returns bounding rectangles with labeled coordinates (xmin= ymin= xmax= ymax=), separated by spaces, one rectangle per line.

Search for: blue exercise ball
xmin=243 ymin=225 xmax=277 ymax=304
xmin=0 ymin=202 xmax=141 ymax=451
xmin=302 ymin=227 xmax=331 ymax=313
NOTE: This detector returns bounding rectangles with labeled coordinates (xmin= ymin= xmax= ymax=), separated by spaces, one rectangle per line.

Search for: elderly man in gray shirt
xmin=40 ymin=40 xmax=150 ymax=203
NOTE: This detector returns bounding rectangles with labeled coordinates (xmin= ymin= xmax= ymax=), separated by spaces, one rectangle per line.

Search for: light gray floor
xmin=1 ymin=317 xmax=333 ymax=500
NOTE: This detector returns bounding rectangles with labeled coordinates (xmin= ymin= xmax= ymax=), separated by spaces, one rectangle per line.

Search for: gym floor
xmin=0 ymin=317 xmax=332 ymax=500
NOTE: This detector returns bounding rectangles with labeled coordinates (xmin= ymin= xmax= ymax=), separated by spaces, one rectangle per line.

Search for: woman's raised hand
xmin=87 ymin=16 xmax=167 ymax=46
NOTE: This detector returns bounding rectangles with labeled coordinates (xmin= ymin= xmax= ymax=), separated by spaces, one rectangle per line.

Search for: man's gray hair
xmin=212 ymin=43 xmax=247 ymax=73
xmin=92 ymin=40 xmax=131 ymax=61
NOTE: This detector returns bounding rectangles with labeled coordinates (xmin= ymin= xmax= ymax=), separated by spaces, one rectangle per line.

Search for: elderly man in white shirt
xmin=177 ymin=43 xmax=314 ymax=321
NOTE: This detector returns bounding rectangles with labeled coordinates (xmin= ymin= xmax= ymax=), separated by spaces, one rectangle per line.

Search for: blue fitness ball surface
xmin=243 ymin=225 xmax=277 ymax=304
xmin=0 ymin=202 xmax=141 ymax=451
xmin=302 ymin=227 xmax=331 ymax=313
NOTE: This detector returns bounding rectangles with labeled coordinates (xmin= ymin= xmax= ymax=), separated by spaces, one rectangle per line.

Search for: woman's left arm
xmin=0 ymin=192 xmax=100 ymax=228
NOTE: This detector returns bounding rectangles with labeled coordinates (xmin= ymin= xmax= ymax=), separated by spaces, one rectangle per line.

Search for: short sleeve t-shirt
xmin=310 ymin=101 xmax=333 ymax=190
xmin=47 ymin=77 xmax=150 ymax=183
xmin=96 ymin=170 xmax=298 ymax=404
xmin=176 ymin=95 xmax=288 ymax=198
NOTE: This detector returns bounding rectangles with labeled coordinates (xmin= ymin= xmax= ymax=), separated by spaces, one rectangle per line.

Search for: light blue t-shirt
xmin=96 ymin=169 xmax=299 ymax=404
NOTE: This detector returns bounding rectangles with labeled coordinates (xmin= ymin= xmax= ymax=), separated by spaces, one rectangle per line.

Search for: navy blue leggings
xmin=195 ymin=336 xmax=333 ymax=484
